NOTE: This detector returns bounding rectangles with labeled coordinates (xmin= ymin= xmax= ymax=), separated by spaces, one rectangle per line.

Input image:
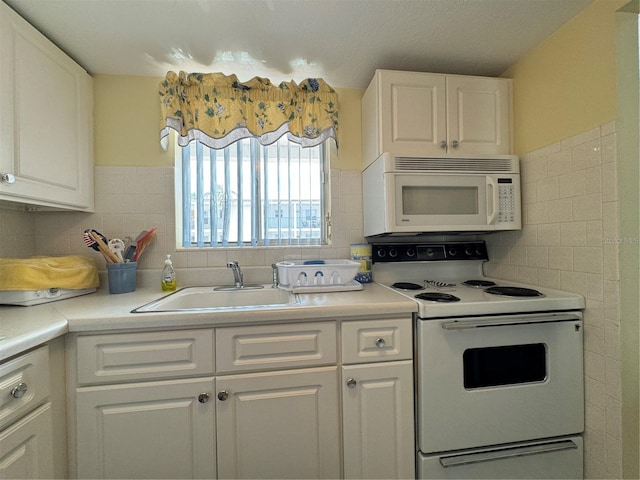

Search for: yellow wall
xmin=503 ymin=0 xmax=627 ymax=155
xmin=94 ymin=74 xmax=363 ymax=171
xmin=94 ymin=75 xmax=173 ymax=166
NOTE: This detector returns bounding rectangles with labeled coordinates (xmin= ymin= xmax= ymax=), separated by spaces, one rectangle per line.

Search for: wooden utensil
xmin=133 ymin=227 xmax=157 ymax=262
xmin=89 ymin=231 xmax=121 ymax=264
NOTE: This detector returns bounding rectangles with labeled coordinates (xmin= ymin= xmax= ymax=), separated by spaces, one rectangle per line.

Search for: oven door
xmin=416 ymin=313 xmax=584 ymax=453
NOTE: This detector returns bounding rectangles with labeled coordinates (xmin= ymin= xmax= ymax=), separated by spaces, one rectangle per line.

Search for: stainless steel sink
xmin=132 ymin=286 xmax=298 ymax=313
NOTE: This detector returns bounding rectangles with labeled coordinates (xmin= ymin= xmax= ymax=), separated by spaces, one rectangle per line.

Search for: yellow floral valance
xmin=159 ymin=71 xmax=339 ymax=150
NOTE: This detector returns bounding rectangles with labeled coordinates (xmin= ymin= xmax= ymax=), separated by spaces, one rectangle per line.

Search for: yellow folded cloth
xmin=0 ymin=256 xmax=99 ymax=291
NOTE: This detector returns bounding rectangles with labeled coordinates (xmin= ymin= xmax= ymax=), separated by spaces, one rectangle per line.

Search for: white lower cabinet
xmin=0 ymin=403 xmax=54 ymax=479
xmin=0 ymin=345 xmax=56 ymax=479
xmin=216 ymin=367 xmax=340 ymax=479
xmin=76 ymin=378 xmax=216 ymax=479
xmin=342 ymin=361 xmax=415 ymax=479
xmin=72 ymin=318 xmax=413 ymax=479
xmin=341 ymin=319 xmax=415 ymax=479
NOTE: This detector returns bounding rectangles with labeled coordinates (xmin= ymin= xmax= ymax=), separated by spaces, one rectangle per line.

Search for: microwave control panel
xmin=497 ymin=179 xmax=516 ymax=224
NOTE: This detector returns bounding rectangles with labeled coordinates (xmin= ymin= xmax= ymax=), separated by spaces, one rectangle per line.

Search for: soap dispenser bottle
xmin=161 ymin=254 xmax=177 ymax=291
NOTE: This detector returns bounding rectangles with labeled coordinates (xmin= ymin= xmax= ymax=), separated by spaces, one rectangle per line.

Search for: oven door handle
xmin=441 ymin=313 xmax=581 ymax=330
xmin=439 ymin=439 xmax=578 ymax=468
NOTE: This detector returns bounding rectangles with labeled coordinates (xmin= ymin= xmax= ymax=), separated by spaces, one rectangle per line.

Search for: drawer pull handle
xmin=10 ymin=382 xmax=28 ymax=399
xmin=375 ymin=338 xmax=386 ymax=348
xmin=346 ymin=378 xmax=357 ymax=389
xmin=198 ymin=393 xmax=210 ymax=404
xmin=217 ymin=390 xmax=230 ymax=401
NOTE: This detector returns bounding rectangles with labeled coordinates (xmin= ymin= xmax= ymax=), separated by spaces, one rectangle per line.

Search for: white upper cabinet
xmin=0 ymin=2 xmax=94 ymax=211
xmin=361 ymin=69 xmax=512 ymax=168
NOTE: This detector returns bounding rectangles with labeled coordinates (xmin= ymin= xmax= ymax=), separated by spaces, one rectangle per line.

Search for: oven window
xmin=463 ymin=343 xmax=547 ymax=389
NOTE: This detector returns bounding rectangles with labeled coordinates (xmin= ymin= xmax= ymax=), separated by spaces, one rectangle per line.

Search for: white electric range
xmin=370 ymin=240 xmax=586 ymax=480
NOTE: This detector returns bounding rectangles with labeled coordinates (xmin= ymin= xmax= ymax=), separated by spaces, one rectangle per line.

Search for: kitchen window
xmin=160 ymin=72 xmax=338 ymax=248
xmin=175 ymin=137 xmax=329 ymax=247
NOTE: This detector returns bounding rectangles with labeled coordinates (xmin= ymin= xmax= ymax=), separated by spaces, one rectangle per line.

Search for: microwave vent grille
xmin=394 ymin=157 xmax=517 ymax=173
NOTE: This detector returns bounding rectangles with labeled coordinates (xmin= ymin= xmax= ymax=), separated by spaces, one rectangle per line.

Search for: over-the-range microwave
xmin=362 ymin=153 xmax=522 ymax=237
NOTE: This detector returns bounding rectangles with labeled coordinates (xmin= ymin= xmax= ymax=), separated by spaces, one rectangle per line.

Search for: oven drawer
xmin=418 ymin=436 xmax=583 ymax=479
xmin=341 ymin=318 xmax=412 ymax=364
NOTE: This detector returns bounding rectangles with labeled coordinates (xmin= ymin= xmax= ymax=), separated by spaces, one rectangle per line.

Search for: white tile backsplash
xmin=0 ymin=167 xmax=365 ymax=275
xmin=484 ymin=123 xmax=621 ymax=479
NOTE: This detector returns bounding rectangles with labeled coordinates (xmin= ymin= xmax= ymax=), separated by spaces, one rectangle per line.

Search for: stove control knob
xmin=405 ymin=247 xmax=415 ymax=258
xmin=425 ymin=248 xmax=435 ymax=257
xmin=376 ymin=248 xmax=386 ymax=258
xmin=476 ymin=247 xmax=485 ymax=257
xmin=464 ymin=246 xmax=473 ymax=257
xmin=389 ymin=248 xmax=398 ymax=258
xmin=448 ymin=247 xmax=457 ymax=257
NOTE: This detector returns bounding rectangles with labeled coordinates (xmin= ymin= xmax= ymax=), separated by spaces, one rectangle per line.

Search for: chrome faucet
xmin=227 ymin=260 xmax=243 ymax=288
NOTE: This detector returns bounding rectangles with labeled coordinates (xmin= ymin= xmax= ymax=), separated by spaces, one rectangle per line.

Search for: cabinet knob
xmin=450 ymin=140 xmax=460 ymax=149
xmin=217 ymin=390 xmax=230 ymax=401
xmin=375 ymin=338 xmax=386 ymax=348
xmin=439 ymin=140 xmax=447 ymax=150
xmin=10 ymin=382 xmax=28 ymax=399
xmin=1 ymin=173 xmax=16 ymax=185
xmin=198 ymin=393 xmax=210 ymax=404
xmin=346 ymin=378 xmax=357 ymax=389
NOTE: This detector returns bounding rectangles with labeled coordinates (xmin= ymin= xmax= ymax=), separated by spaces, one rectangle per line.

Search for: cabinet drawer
xmin=341 ymin=318 xmax=412 ymax=364
xmin=216 ymin=322 xmax=336 ymax=373
xmin=76 ymin=329 xmax=215 ymax=385
xmin=0 ymin=345 xmax=50 ymax=431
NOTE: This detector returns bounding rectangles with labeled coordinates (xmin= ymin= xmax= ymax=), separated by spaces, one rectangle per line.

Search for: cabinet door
xmin=379 ymin=70 xmax=447 ymax=157
xmin=0 ymin=403 xmax=54 ymax=479
xmin=216 ymin=367 xmax=340 ymax=479
xmin=76 ymin=377 xmax=215 ymax=479
xmin=0 ymin=3 xmax=94 ymax=211
xmin=342 ymin=361 xmax=415 ymax=479
xmin=446 ymin=75 xmax=511 ymax=155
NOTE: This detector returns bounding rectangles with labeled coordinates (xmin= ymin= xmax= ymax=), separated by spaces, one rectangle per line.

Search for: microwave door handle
xmin=486 ymin=177 xmax=498 ymax=225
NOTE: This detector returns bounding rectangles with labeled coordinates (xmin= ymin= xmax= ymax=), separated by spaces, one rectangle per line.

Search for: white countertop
xmin=0 ymin=282 xmax=417 ymax=361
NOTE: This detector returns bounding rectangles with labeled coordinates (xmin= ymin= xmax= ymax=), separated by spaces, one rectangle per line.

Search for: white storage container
xmin=276 ymin=260 xmax=360 ymax=289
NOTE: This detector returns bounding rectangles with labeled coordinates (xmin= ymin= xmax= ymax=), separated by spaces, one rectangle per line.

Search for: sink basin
xmin=132 ymin=286 xmax=298 ymax=313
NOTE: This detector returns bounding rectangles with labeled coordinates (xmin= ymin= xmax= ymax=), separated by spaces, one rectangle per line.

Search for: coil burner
xmin=484 ymin=286 xmax=544 ymax=297
xmin=415 ymin=292 xmax=461 ymax=302
xmin=392 ymin=282 xmax=424 ymax=290
xmin=462 ymin=279 xmax=497 ymax=288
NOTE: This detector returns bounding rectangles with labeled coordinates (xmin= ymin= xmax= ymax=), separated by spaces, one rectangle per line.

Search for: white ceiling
xmin=4 ymin=0 xmax=591 ymax=89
